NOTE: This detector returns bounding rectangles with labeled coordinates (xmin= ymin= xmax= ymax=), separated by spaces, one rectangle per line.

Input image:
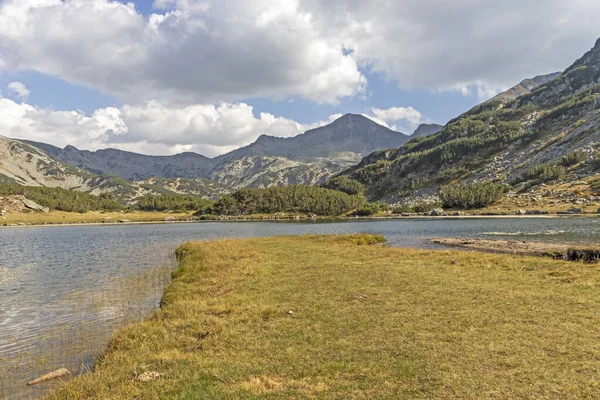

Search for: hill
xmin=0 ymin=136 xmax=228 ymax=203
xmin=340 ymin=39 xmax=600 ymax=204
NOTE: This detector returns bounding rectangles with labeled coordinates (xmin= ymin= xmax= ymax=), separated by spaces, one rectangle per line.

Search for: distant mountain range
xmin=341 ymin=39 xmax=600 ymax=204
xmin=1 ymin=114 xmax=429 ymax=201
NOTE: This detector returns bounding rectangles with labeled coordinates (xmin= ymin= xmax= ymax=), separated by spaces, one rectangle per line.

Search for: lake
xmin=1 ymin=217 xmax=598 ymax=399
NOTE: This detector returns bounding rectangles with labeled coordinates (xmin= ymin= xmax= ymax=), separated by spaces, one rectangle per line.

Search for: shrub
xmin=352 ymin=202 xmax=388 ymax=216
xmin=137 ymin=194 xmax=213 ymax=212
xmin=559 ymin=151 xmax=587 ymax=167
xmin=211 ymin=185 xmax=364 ymax=216
xmin=522 ymin=164 xmax=567 ymax=183
xmin=440 ymin=182 xmax=508 ymax=209
xmin=0 ymin=184 xmax=122 ymax=212
xmin=413 ymin=202 xmax=442 ymax=213
xmin=321 ymin=176 xmax=365 ymax=195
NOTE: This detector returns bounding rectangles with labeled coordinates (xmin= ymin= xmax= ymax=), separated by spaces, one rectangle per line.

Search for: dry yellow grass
xmin=1 ymin=210 xmax=193 ymax=225
xmin=46 ymin=234 xmax=600 ymax=399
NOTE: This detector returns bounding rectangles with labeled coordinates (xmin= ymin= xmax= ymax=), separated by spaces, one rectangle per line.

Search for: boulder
xmin=567 ymin=207 xmax=583 ymax=214
xmin=22 ymin=199 xmax=49 ymax=213
xmin=517 ymin=209 xmax=526 ymax=215
xmin=163 ymin=216 xmax=176 ymax=222
xmin=427 ymin=208 xmax=447 ymax=217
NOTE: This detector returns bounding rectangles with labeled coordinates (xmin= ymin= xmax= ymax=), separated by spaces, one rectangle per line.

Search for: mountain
xmin=0 ymin=136 xmax=228 ymax=202
xmin=221 ymin=114 xmax=409 ymax=161
xmin=25 ymin=142 xmax=213 ymax=181
xmin=490 ymin=72 xmax=561 ymax=103
xmin=410 ymin=123 xmax=444 ymax=139
xmin=25 ymin=114 xmax=409 ymax=189
xmin=340 ymin=39 xmax=600 ymax=204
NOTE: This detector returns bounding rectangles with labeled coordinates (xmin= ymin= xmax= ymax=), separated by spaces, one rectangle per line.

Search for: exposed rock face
xmin=490 ymin=72 xmax=562 ymax=103
xmin=410 ymin=123 xmax=444 ymax=139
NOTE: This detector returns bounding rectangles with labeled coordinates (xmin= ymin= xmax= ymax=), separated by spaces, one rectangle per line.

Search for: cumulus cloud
xmin=0 ymin=97 xmax=341 ymax=157
xmin=1 ymin=0 xmax=597 ymax=104
xmin=0 ymin=0 xmax=365 ymax=105
xmin=7 ymin=81 xmax=30 ymax=100
xmin=360 ymin=106 xmax=424 ymax=133
xmin=310 ymin=0 xmax=600 ymax=91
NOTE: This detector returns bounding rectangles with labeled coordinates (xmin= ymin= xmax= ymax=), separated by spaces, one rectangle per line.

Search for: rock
xmin=597 ymin=207 xmax=600 ymax=214
xmin=567 ymin=207 xmax=583 ymax=214
xmin=22 ymin=199 xmax=49 ymax=213
xmin=287 ymin=310 xmax=295 ymax=315
xmin=525 ymin=210 xmax=550 ymax=215
xmin=27 ymin=368 xmax=70 ymax=386
xmin=119 ymin=219 xmax=132 ymax=223
xmin=517 ymin=209 xmax=526 ymax=215
xmin=428 ymin=208 xmax=447 ymax=217
xmin=163 ymin=216 xmax=176 ymax=221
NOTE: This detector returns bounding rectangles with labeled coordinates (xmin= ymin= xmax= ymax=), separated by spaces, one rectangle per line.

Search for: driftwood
xmin=27 ymin=368 xmax=70 ymax=386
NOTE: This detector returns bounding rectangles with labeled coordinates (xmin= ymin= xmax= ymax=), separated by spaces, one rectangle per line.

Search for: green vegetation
xmin=351 ymin=201 xmax=388 ymax=216
xmin=137 ymin=194 xmax=213 ymax=212
xmin=0 ymin=184 xmax=122 ymax=212
xmin=321 ymin=176 xmax=365 ymax=195
xmin=440 ymin=182 xmax=508 ymax=209
xmin=47 ymin=235 xmax=600 ymax=399
xmin=559 ymin=150 xmax=587 ymax=167
xmin=211 ymin=185 xmax=364 ymax=216
xmin=521 ymin=163 xmax=567 ymax=183
xmin=591 ymin=153 xmax=600 ymax=170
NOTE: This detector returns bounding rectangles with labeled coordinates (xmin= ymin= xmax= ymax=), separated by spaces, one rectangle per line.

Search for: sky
xmin=0 ymin=0 xmax=598 ymax=157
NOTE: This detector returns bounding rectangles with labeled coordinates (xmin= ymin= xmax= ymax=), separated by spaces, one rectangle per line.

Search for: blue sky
xmin=0 ymin=0 xmax=597 ymax=156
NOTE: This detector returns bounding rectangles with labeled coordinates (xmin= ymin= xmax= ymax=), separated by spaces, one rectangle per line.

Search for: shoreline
xmin=1 ymin=212 xmax=598 ymax=229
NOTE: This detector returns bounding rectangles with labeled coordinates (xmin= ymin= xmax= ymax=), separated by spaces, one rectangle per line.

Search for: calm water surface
xmin=0 ymin=217 xmax=598 ymax=398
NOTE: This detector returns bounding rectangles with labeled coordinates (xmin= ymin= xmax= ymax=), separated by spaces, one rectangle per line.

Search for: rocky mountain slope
xmin=341 ymin=39 xmax=600 ymax=204
xmin=409 ymin=123 xmax=444 ymax=139
xmin=0 ymin=136 xmax=227 ymax=202
xmin=24 ymin=114 xmax=408 ymax=189
xmin=490 ymin=72 xmax=562 ymax=103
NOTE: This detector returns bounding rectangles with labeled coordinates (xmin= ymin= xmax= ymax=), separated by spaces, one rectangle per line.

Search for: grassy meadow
xmin=0 ymin=210 xmax=194 ymax=225
xmin=46 ymin=234 xmax=600 ymax=399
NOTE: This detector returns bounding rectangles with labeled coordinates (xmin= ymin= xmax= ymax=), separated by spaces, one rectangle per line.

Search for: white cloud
xmin=0 ymin=0 xmax=365 ymax=105
xmin=362 ymin=106 xmax=424 ymax=132
xmin=0 ymin=0 xmax=597 ymax=106
xmin=0 ymin=97 xmax=341 ymax=157
xmin=305 ymin=0 xmax=600 ymax=91
xmin=7 ymin=81 xmax=30 ymax=100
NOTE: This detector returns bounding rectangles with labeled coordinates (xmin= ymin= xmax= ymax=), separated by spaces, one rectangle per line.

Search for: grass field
xmin=46 ymin=234 xmax=600 ymax=399
xmin=0 ymin=210 xmax=193 ymax=225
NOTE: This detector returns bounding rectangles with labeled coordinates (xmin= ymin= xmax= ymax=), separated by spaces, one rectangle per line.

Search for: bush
xmin=211 ymin=185 xmax=364 ymax=216
xmin=137 ymin=194 xmax=213 ymax=212
xmin=559 ymin=151 xmax=587 ymax=167
xmin=590 ymin=154 xmax=600 ymax=170
xmin=413 ymin=202 xmax=443 ymax=213
xmin=440 ymin=182 xmax=507 ymax=209
xmin=521 ymin=164 xmax=567 ymax=183
xmin=321 ymin=176 xmax=365 ymax=195
xmin=352 ymin=202 xmax=388 ymax=216
xmin=0 ymin=184 xmax=122 ymax=212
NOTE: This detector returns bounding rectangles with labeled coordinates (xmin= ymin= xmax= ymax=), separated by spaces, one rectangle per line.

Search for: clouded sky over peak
xmin=0 ymin=0 xmax=598 ymax=156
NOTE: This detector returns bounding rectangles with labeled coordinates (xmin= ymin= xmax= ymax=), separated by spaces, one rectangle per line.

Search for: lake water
xmin=1 ymin=217 xmax=598 ymax=399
